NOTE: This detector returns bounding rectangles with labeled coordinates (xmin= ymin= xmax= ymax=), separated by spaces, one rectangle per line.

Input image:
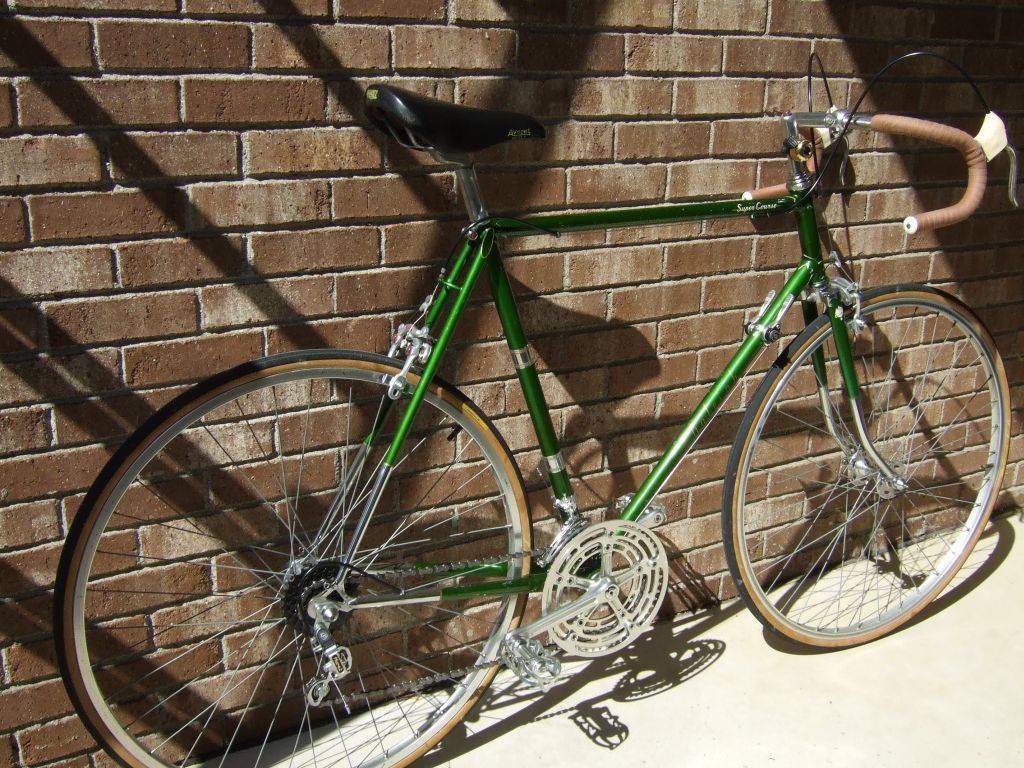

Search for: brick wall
xmin=1 ymin=0 xmax=1022 ymax=764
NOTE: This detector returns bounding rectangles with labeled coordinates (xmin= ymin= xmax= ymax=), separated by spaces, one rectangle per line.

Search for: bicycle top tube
xmin=486 ymin=193 xmax=803 ymax=239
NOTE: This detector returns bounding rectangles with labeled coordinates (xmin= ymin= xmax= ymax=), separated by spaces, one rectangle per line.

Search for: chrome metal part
xmin=615 ymin=493 xmax=667 ymax=528
xmin=510 ymin=345 xmax=534 ymax=370
xmin=536 ymin=508 xmax=588 ymax=568
xmin=849 ymin=395 xmax=908 ymax=493
xmin=455 ymin=164 xmax=489 ymax=222
xmin=303 ymin=621 xmax=353 ymax=707
xmin=500 ymin=634 xmax=561 ymax=689
xmin=744 ymin=290 xmax=794 ymax=342
xmin=341 ymin=463 xmax=393 ymax=568
xmin=540 ymin=520 xmax=668 ymax=658
xmin=544 ymin=451 xmax=566 ymax=474
xmin=386 ymin=322 xmax=433 ymax=400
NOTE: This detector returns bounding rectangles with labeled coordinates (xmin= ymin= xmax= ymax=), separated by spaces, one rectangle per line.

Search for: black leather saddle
xmin=364 ymin=85 xmax=545 ymax=156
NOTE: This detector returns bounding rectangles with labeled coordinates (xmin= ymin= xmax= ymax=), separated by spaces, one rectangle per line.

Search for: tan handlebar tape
xmin=871 ymin=114 xmax=987 ymax=234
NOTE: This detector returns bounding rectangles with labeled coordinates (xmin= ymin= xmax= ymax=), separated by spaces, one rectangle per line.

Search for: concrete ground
xmin=426 ymin=511 xmax=1024 ymax=767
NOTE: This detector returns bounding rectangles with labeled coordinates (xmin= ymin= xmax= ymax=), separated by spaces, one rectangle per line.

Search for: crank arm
xmin=506 ymin=576 xmax=610 ymax=643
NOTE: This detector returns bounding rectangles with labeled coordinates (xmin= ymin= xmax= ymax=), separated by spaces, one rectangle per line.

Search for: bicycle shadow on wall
xmin=0 ymin=4 xmax=623 ymax=758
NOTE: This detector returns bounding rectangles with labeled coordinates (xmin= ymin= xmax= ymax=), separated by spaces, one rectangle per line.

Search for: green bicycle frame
xmin=372 ymin=192 xmax=859 ymax=600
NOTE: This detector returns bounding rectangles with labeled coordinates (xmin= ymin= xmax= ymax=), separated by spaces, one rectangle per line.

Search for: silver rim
xmin=67 ymin=359 xmax=526 ymax=768
xmin=733 ymin=293 xmax=1006 ymax=643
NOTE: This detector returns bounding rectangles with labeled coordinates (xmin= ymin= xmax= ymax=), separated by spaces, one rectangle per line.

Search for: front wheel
xmin=55 ymin=350 xmax=530 ymax=768
xmin=724 ymin=286 xmax=1009 ymax=647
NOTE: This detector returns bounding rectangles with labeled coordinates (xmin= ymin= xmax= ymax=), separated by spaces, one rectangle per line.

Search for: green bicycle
xmin=56 ymin=55 xmax=1017 ymax=768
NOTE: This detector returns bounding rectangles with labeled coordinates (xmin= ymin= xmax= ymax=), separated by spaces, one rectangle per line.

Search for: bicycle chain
xmin=323 ymin=547 xmax=550 ymax=707
xmin=372 ymin=547 xmax=550 ymax=577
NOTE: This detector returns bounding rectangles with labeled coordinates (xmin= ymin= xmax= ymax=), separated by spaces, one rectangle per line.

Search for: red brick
xmin=0 ymin=18 xmax=94 ymax=71
xmin=608 ymin=351 xmax=697 ymax=398
xmin=703 ymin=270 xmax=780 ymax=311
xmin=520 ymin=32 xmax=624 ymax=74
xmin=479 ymin=168 xmax=566 ymax=212
xmin=711 ymin=118 xmax=782 ymax=157
xmin=0 ymin=245 xmax=114 ymax=297
xmin=615 ymin=121 xmax=710 ymax=162
xmin=97 ymin=21 xmax=250 ymax=72
xmin=668 ymin=159 xmax=757 ymax=199
xmin=189 ymin=180 xmax=329 ymax=228
xmin=0 ymin=443 xmax=111 ymax=502
xmin=251 ymin=226 xmax=379 ymax=274
xmin=453 ymin=0 xmax=567 ymax=23
xmin=15 ymin=713 xmax=94 ymax=766
xmin=457 ymin=76 xmax=571 ymax=119
xmin=110 ymin=131 xmax=239 ymax=182
xmin=932 ymin=7 xmax=997 ymax=41
xmin=381 ymin=219 xmax=465 ymax=265
xmin=0 ymin=196 xmax=26 ymax=244
xmin=48 ymin=291 xmax=198 ymax=347
xmin=677 ymin=0 xmax=768 ymax=32
xmin=184 ymin=0 xmax=328 ymax=15
xmin=0 ymin=499 xmax=60 ymax=549
xmin=338 ymin=0 xmax=443 ymax=19
xmin=395 ymin=26 xmax=515 ymax=71
xmin=0 ymin=136 xmax=102 ymax=187
xmin=573 ymin=0 xmax=673 ymax=29
xmin=611 ymin=280 xmax=702 ymax=321
xmin=0 ymin=349 xmax=121 ymax=407
xmin=1003 ymin=9 xmax=1024 ymax=44
xmin=16 ymin=78 xmax=180 ymax=128
xmin=124 ymin=331 xmax=263 ymax=387
xmin=770 ymin=0 xmax=845 ymax=35
xmin=566 ymin=245 xmax=662 ymax=289
xmin=0 ymin=406 xmax=50 ymax=455
xmin=253 ymin=23 xmax=388 ymax=70
xmin=572 ymin=78 xmax=673 ymax=117
xmin=0 ymin=80 xmax=12 ymax=127
xmin=569 ymin=164 xmax=667 ymax=206
xmin=335 ymin=265 xmax=434 ymax=314
xmin=29 ymin=189 xmax=185 ymax=241
xmin=265 ymin=315 xmax=388 ymax=354
xmin=674 ymin=78 xmax=765 ymax=117
xmin=625 ymin=34 xmax=722 ymax=73
xmin=660 ymin=310 xmax=742 ymax=354
xmin=724 ymin=38 xmax=813 ymax=77
xmin=509 ymin=122 xmax=613 ymax=165
xmin=0 ymin=307 xmax=41 ymax=354
xmin=563 ymin=324 xmax=657 ymax=370
xmin=20 ymin=0 xmax=174 ymax=10
xmin=183 ymin=77 xmax=325 ymax=124
xmin=199 ymin=275 xmax=334 ymax=329
xmin=332 ymin=173 xmax=456 ymax=220
xmin=118 ymin=235 xmax=245 ymax=287
xmin=245 ymin=127 xmax=380 ymax=175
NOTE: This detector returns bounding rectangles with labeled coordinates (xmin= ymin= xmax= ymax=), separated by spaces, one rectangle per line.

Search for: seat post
xmin=454 ymin=164 xmax=488 ymax=222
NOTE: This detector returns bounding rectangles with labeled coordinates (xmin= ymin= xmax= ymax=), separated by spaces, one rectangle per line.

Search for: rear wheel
xmin=724 ymin=287 xmax=1009 ymax=647
xmin=56 ymin=350 xmax=530 ymax=768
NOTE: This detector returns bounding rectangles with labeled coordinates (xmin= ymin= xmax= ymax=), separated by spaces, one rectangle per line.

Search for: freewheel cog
xmin=541 ymin=519 xmax=668 ymax=657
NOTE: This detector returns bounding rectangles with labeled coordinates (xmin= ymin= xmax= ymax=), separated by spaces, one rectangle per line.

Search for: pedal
xmin=614 ymin=494 xmax=667 ymax=528
xmin=501 ymin=634 xmax=562 ymax=690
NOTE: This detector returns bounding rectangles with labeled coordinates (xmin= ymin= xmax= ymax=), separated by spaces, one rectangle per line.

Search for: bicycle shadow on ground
xmin=421 ymin=511 xmax=1017 ymax=765
xmin=418 ymin=598 xmax=744 ymax=766
xmin=761 ymin=511 xmax=1017 ymax=656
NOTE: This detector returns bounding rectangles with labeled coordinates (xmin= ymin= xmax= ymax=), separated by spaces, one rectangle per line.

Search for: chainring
xmin=541 ymin=519 xmax=668 ymax=658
